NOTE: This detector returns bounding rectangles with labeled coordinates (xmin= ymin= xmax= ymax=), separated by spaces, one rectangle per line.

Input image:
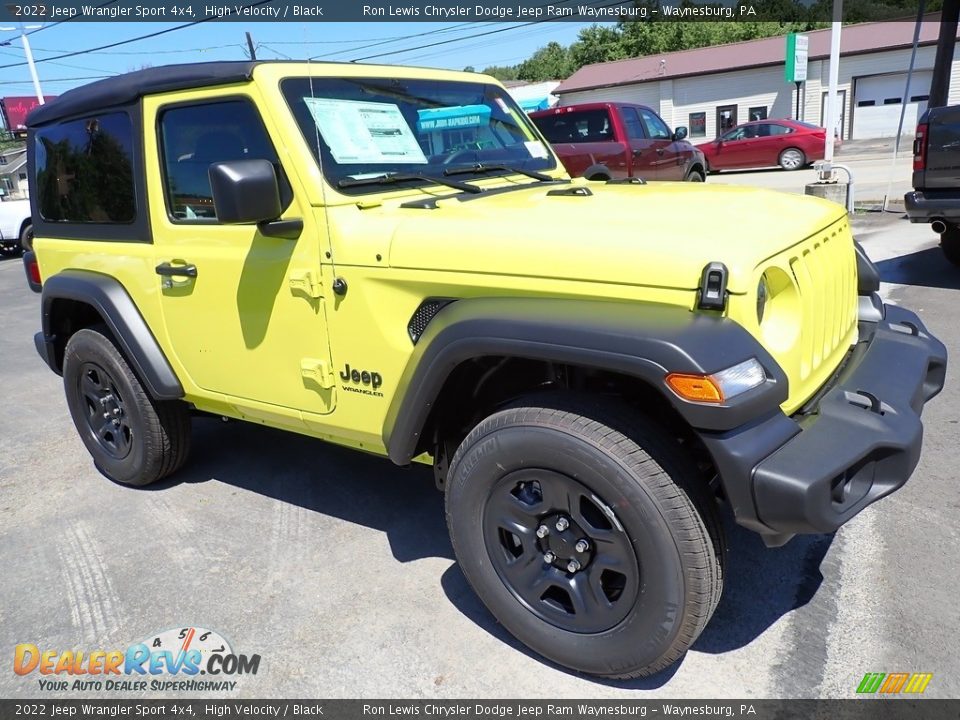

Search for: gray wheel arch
xmin=382 ymin=296 xmax=788 ymax=465
xmin=39 ymin=270 xmax=184 ymax=400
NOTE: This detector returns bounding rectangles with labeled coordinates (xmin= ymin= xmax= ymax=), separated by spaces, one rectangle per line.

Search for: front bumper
xmin=701 ymin=302 xmax=946 ymax=544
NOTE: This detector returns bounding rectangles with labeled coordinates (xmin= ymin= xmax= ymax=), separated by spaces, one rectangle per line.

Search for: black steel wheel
xmin=63 ymin=326 xmax=191 ymax=486
xmin=75 ymin=361 xmax=134 ymax=460
xmin=484 ymin=469 xmax=640 ymax=634
xmin=446 ymin=395 xmax=724 ymax=679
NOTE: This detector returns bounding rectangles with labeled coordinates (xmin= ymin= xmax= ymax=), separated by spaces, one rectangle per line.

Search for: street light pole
xmin=0 ymin=24 xmax=45 ymax=104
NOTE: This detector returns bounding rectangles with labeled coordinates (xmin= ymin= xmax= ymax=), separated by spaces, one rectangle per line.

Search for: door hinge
xmin=300 ymin=358 xmax=335 ymax=389
xmin=289 ymin=269 xmax=323 ymax=299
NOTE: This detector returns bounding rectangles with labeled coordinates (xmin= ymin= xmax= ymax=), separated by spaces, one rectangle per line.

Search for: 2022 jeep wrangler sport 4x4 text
xmin=24 ymin=62 xmax=947 ymax=679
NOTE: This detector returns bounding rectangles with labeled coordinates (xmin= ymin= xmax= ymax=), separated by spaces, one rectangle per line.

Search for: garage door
xmin=852 ymin=71 xmax=932 ymax=139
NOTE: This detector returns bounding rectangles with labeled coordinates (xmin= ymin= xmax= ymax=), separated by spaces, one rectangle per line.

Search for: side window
xmin=722 ymin=128 xmax=746 ymax=141
xmin=768 ymin=124 xmax=793 ymax=136
xmin=35 ymin=112 xmax=136 ymax=223
xmin=620 ymin=107 xmax=646 ymax=140
xmin=638 ymin=108 xmax=671 ymax=140
xmin=159 ymin=99 xmax=285 ymax=222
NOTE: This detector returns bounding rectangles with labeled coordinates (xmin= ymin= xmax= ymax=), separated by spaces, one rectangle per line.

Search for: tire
xmin=63 ymin=326 xmax=191 ymax=486
xmin=941 ymin=224 xmax=960 ymax=266
xmin=685 ymin=169 xmax=705 ymax=182
xmin=586 ymin=174 xmax=610 ymax=182
xmin=778 ymin=147 xmax=805 ymax=171
xmin=445 ymin=395 xmax=724 ymax=679
xmin=20 ymin=223 xmax=33 ymax=253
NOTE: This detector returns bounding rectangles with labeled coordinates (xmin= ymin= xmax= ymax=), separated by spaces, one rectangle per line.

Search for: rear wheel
xmin=63 ymin=326 xmax=191 ymax=486
xmin=778 ymin=147 xmax=805 ymax=170
xmin=685 ymin=169 xmax=705 ymax=182
xmin=941 ymin=224 xmax=960 ymax=266
xmin=20 ymin=223 xmax=33 ymax=253
xmin=445 ymin=396 xmax=724 ymax=679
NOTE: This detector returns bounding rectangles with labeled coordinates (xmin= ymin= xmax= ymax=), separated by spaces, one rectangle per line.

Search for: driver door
xmin=145 ymin=90 xmax=336 ymax=419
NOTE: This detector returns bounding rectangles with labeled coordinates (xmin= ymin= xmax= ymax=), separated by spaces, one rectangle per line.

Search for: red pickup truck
xmin=530 ymin=102 xmax=706 ymax=182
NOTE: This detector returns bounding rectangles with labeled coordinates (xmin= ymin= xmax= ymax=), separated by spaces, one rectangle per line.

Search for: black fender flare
xmin=382 ymin=297 xmax=788 ymax=465
xmin=583 ymin=164 xmax=612 ymax=180
xmin=39 ymin=270 xmax=184 ymax=400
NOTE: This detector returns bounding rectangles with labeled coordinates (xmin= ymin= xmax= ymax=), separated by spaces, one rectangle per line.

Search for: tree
xmin=481 ymin=64 xmax=520 ymax=81
xmin=517 ymin=41 xmax=574 ymax=82
xmin=463 ymin=65 xmax=475 ymax=73
xmin=570 ymin=24 xmax=628 ymax=67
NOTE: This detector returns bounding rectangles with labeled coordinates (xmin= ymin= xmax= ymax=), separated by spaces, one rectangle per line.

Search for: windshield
xmin=281 ymin=77 xmax=556 ymax=194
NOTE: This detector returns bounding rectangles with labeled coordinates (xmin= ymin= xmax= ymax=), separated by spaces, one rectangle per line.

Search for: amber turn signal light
xmin=665 ymin=373 xmax=724 ymax=403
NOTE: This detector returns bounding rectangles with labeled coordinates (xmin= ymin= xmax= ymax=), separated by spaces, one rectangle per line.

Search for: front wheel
xmin=941 ymin=224 xmax=960 ymax=266
xmin=445 ymin=397 xmax=724 ymax=679
xmin=685 ymin=169 xmax=705 ymax=182
xmin=778 ymin=147 xmax=806 ymax=170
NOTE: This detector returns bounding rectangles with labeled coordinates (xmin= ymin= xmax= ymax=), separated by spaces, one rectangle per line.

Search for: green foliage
xmin=481 ymin=64 xmax=521 ymax=81
xmin=517 ymin=42 xmax=575 ymax=82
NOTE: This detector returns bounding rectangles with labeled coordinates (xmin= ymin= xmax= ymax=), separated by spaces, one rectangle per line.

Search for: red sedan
xmin=696 ymin=119 xmax=836 ymax=172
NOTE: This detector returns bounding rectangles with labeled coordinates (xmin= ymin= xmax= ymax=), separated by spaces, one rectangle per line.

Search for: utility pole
xmin=929 ymin=0 xmax=959 ymax=108
xmin=823 ymin=0 xmax=842 ymax=165
xmin=245 ymin=32 xmax=257 ymax=61
xmin=0 ymin=24 xmax=44 ymax=104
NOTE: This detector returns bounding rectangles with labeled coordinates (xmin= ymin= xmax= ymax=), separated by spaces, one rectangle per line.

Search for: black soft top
xmin=27 ymin=61 xmax=260 ymax=127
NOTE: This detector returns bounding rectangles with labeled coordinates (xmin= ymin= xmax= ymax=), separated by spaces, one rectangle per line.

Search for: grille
xmin=788 ymin=222 xmax=859 ymax=383
xmin=407 ymin=298 xmax=455 ymax=343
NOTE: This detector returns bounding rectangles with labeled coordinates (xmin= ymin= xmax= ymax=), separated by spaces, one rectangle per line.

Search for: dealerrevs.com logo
xmin=14 ymin=626 xmax=260 ymax=692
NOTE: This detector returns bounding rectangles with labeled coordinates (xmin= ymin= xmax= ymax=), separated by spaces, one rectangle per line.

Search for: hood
xmin=376 ymin=181 xmax=846 ymax=294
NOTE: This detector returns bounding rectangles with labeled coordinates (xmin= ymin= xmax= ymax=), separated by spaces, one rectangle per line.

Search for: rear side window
xmin=159 ymin=99 xmax=285 ymax=222
xmin=620 ymin=108 xmax=646 ymax=140
xmin=35 ymin=112 xmax=135 ymax=223
xmin=533 ymin=110 xmax=613 ymax=143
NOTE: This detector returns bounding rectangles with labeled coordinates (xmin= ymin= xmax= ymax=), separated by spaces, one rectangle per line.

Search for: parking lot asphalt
xmin=1 ymin=212 xmax=958 ymax=700
xmin=708 ymin=150 xmax=911 ymax=208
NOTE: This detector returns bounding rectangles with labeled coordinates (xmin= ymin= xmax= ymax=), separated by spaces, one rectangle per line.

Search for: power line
xmin=0 ymin=0 xmax=275 ymax=71
xmin=348 ymin=0 xmax=590 ymax=62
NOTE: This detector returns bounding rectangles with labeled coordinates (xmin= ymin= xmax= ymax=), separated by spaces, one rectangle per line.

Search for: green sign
xmin=785 ymin=33 xmax=809 ymax=83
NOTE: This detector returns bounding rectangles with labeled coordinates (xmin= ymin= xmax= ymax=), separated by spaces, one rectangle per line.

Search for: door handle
xmin=155 ymin=262 xmax=197 ymax=278
xmin=656 ymin=148 xmax=665 ymax=155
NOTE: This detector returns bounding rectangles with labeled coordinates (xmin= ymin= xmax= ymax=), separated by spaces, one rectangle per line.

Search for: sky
xmin=0 ymin=19 xmax=601 ymax=99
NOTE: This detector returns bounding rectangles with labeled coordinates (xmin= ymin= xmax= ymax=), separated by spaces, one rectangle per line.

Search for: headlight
xmin=757 ymin=275 xmax=769 ymax=324
xmin=666 ymin=358 xmax=767 ymax=404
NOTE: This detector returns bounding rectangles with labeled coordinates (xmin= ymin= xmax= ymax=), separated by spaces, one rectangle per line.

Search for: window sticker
xmin=524 ymin=141 xmax=548 ymax=159
xmin=303 ymin=98 xmax=427 ymax=165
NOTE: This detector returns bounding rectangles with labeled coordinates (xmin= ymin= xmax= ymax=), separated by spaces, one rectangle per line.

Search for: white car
xmin=0 ymin=198 xmax=31 ymax=256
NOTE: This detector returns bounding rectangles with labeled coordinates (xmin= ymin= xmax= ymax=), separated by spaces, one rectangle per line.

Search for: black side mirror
xmin=209 ymin=159 xmax=302 ymax=239
xmin=673 ymin=126 xmax=688 ymax=141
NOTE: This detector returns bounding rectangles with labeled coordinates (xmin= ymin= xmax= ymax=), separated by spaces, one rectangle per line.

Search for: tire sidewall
xmin=447 ymin=419 xmax=691 ymax=676
xmin=63 ymin=329 xmax=152 ymax=485
xmin=779 ymin=148 xmax=804 ymax=170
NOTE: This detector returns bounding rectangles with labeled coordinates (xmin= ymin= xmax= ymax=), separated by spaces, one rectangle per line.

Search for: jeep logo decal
xmin=340 ymin=363 xmax=383 ymax=395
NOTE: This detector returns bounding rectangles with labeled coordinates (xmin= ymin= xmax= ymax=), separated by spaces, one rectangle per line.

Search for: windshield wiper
xmin=443 ymin=163 xmax=553 ymax=182
xmin=338 ymin=172 xmax=482 ymax=194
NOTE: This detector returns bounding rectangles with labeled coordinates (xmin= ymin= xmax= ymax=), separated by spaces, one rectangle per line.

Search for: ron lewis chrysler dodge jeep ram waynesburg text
xmin=23 ymin=62 xmax=946 ymax=680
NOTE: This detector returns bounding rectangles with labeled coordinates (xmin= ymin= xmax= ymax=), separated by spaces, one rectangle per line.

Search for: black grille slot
xmin=408 ymin=298 xmax=455 ymax=343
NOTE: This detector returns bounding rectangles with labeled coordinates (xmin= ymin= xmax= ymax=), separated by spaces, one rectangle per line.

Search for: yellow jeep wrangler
xmin=23 ymin=61 xmax=946 ymax=679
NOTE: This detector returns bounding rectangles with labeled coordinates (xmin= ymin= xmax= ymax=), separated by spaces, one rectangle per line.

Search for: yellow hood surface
xmin=380 ymin=181 xmax=847 ymax=294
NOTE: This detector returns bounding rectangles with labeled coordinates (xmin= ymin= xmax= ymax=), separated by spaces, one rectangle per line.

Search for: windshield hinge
xmin=289 ymin=269 xmax=323 ymax=299
xmin=300 ymin=358 xmax=335 ymax=389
